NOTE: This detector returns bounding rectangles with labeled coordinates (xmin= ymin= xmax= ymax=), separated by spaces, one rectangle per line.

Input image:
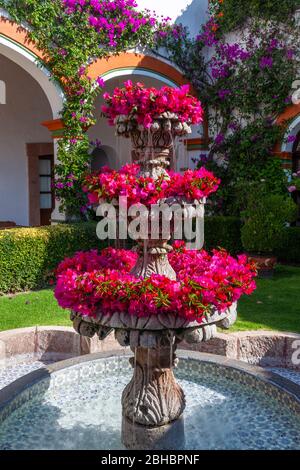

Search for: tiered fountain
xmin=0 ymin=84 xmax=299 ymax=452
xmin=70 ymin=83 xmax=239 ymax=450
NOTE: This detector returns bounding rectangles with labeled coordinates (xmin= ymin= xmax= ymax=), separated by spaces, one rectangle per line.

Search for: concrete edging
xmin=0 ymin=326 xmax=125 ymax=364
xmin=0 ymin=326 xmax=299 ymax=370
xmin=181 ymin=330 xmax=300 ymax=370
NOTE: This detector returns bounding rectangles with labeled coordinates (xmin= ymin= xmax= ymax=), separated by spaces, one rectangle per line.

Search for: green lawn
xmin=0 ymin=265 xmax=299 ymax=333
xmin=231 ymin=265 xmax=300 ymax=333
xmin=0 ymin=289 xmax=69 ymax=332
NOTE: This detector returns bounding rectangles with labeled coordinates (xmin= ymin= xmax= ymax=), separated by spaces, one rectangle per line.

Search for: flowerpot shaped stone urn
xmin=71 ymin=116 xmax=237 ymax=450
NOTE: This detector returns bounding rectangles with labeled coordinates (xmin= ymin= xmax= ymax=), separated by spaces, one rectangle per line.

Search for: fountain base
xmin=122 ymin=415 xmax=185 ymax=450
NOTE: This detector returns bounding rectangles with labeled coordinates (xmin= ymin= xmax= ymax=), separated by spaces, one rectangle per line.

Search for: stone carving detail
xmin=130 ymin=243 xmax=176 ymax=280
xmin=72 ymin=315 xmax=98 ymax=338
xmin=71 ymin=302 xmax=237 ymax=345
xmin=122 ymin=346 xmax=185 ymax=427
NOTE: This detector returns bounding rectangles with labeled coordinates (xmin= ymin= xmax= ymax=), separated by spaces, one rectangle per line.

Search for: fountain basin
xmin=0 ymin=351 xmax=299 ymax=450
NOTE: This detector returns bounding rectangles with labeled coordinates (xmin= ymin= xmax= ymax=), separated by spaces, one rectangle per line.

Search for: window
xmin=39 ymin=157 xmax=53 ymax=210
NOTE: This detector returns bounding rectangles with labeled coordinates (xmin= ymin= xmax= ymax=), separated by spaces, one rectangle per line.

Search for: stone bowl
xmin=71 ymin=303 xmax=237 ymax=349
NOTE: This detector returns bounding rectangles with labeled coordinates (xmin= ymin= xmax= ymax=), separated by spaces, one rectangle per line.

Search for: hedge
xmin=276 ymin=226 xmax=300 ymax=264
xmin=0 ymin=223 xmax=105 ymax=294
xmin=204 ymin=216 xmax=243 ymax=254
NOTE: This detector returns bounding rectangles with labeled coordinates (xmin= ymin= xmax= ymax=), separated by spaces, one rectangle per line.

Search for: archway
xmin=0 ymin=17 xmax=64 ymax=118
xmin=0 ymin=15 xmax=64 ymax=226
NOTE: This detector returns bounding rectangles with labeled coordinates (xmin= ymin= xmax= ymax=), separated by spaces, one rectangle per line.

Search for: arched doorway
xmin=0 ymin=16 xmax=64 ymax=226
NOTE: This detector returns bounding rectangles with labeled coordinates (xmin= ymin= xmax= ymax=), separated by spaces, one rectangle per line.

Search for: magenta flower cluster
xmin=101 ymin=81 xmax=204 ymax=129
xmin=55 ymin=242 xmax=257 ymax=321
xmin=83 ymin=164 xmax=220 ymax=206
xmin=62 ymin=0 xmax=159 ymax=47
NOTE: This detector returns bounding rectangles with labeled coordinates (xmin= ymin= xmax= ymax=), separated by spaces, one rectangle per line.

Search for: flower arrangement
xmin=101 ymin=81 xmax=204 ymax=134
xmin=82 ymin=164 xmax=220 ymax=206
xmin=55 ymin=243 xmax=257 ymax=321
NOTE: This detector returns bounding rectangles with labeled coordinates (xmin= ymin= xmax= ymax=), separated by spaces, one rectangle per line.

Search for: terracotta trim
xmin=41 ymin=119 xmax=65 ymax=139
xmin=26 ymin=143 xmax=54 ymax=226
xmin=0 ymin=18 xmax=194 ymax=95
xmin=41 ymin=119 xmax=64 ymax=132
xmin=272 ymin=151 xmax=293 ymax=161
xmin=276 ymin=104 xmax=300 ymax=125
xmin=183 ymin=138 xmax=204 ymax=145
xmin=0 ymin=16 xmax=44 ymax=60
xmin=273 ymin=105 xmax=300 ymax=159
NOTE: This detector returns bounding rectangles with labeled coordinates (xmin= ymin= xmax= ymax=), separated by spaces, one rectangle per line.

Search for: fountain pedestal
xmin=72 ymin=304 xmax=237 ymax=449
xmin=122 ymin=344 xmax=185 ymax=450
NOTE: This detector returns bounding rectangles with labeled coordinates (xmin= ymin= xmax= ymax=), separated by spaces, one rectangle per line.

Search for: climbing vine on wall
xmin=155 ymin=0 xmax=300 ymax=215
xmin=0 ymin=0 xmax=168 ymax=217
xmin=209 ymin=0 xmax=300 ymax=34
xmin=2 ymin=0 xmax=300 ymax=217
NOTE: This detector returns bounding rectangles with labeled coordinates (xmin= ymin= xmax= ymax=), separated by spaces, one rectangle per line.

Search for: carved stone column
xmin=130 ymin=242 xmax=176 ymax=280
xmin=122 ymin=343 xmax=186 ymax=450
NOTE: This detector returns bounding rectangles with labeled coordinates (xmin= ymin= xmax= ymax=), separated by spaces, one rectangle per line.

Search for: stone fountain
xmin=71 ymin=114 xmax=237 ymax=450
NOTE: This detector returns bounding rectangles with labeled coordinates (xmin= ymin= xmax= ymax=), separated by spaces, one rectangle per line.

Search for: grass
xmin=0 ymin=265 xmax=299 ymax=333
xmin=231 ymin=265 xmax=300 ymax=333
xmin=0 ymin=289 xmax=69 ymax=332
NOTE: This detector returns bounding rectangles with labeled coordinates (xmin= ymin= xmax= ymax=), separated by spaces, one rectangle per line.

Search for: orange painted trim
xmin=0 ymin=16 xmax=45 ymax=60
xmin=276 ymin=104 xmax=300 ymax=125
xmin=183 ymin=138 xmax=205 ymax=145
xmin=272 ymin=151 xmax=292 ymax=160
xmin=88 ymin=52 xmax=196 ymax=94
xmin=274 ymin=104 xmax=300 ymax=157
xmin=41 ymin=119 xmax=65 ymax=140
xmin=41 ymin=119 xmax=64 ymax=132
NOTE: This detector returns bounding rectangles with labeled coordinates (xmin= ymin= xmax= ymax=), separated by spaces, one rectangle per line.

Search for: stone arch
xmin=276 ymin=103 xmax=300 ymax=153
xmin=88 ymin=52 xmax=194 ymax=90
xmin=90 ymin=145 xmax=118 ymax=171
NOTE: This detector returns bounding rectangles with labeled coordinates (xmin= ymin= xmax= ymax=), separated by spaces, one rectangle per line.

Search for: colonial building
xmin=0 ymin=0 xmax=299 ymax=227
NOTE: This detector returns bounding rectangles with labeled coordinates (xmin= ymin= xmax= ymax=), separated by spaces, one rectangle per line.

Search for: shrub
xmin=276 ymin=227 xmax=300 ymax=264
xmin=241 ymin=194 xmax=298 ymax=254
xmin=0 ymin=223 xmax=107 ymax=294
xmin=204 ymin=216 xmax=243 ymax=254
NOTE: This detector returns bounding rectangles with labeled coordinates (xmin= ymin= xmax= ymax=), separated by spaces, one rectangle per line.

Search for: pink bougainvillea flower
xmin=101 ymin=82 xmax=204 ymax=129
xmin=82 ymin=163 xmax=220 ymax=206
xmin=55 ymin=244 xmax=257 ymax=322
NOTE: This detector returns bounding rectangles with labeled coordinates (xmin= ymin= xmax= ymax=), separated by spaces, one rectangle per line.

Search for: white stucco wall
xmin=0 ymin=54 xmax=52 ymax=226
xmin=137 ymin=0 xmax=209 ymax=37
